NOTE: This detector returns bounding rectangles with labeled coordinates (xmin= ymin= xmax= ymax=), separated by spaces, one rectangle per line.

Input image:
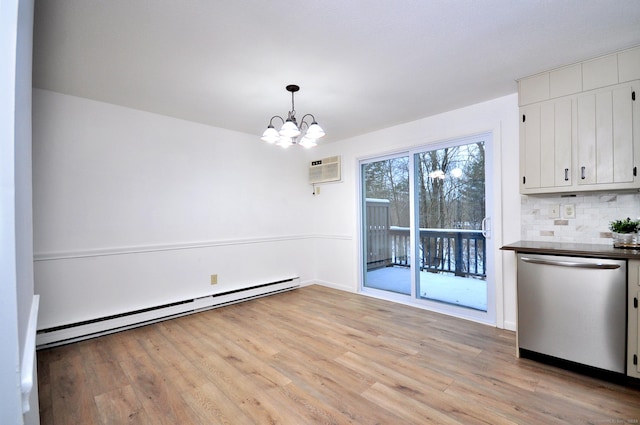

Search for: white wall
xmin=33 ymin=89 xmax=316 ymax=329
xmin=309 ymin=93 xmax=521 ymax=330
xmin=1 ymin=0 xmax=38 ymax=423
xmin=0 ymin=0 xmax=25 ymax=421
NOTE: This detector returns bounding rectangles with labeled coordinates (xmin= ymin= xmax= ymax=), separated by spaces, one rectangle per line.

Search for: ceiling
xmin=32 ymin=0 xmax=640 ymax=143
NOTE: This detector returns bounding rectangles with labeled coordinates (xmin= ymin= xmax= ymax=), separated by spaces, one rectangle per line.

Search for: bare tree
xmin=363 ymin=157 xmax=409 ymax=227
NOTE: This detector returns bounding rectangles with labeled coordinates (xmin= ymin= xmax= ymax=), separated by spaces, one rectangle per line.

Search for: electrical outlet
xmin=549 ymin=204 xmax=560 ymax=219
xmin=563 ymin=204 xmax=576 ymax=219
xmin=210 ymin=274 xmax=218 ymax=285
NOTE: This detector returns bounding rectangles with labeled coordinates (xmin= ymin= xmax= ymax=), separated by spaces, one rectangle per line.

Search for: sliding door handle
xmin=481 ymin=217 xmax=490 ymax=239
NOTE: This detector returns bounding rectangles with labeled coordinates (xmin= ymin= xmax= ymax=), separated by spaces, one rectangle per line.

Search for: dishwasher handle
xmin=520 ymin=256 xmax=621 ymax=270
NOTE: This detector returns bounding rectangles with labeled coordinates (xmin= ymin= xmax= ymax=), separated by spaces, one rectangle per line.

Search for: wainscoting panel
xmin=34 ymin=236 xmax=314 ymax=333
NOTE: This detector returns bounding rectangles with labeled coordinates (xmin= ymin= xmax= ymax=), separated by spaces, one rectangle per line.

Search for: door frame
xmin=358 ymin=131 xmax=497 ymax=326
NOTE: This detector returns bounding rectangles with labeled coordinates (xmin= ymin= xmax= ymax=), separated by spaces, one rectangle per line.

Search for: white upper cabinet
xmin=519 ymin=73 xmax=549 ymax=106
xmin=519 ymin=45 xmax=640 ymax=106
xmin=582 ymin=55 xmax=619 ymax=91
xmin=518 ymin=46 xmax=640 ymax=194
xmin=549 ymin=64 xmax=582 ymax=98
xmin=577 ymin=83 xmax=635 ymax=187
xmin=520 ymin=98 xmax=572 ymax=192
xmin=619 ymin=47 xmax=640 ymax=83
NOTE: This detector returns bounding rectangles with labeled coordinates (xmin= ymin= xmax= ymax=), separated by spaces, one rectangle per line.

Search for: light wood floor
xmin=38 ymin=285 xmax=640 ymax=424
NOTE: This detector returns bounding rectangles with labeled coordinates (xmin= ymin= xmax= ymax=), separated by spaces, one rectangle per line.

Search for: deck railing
xmin=380 ymin=227 xmax=486 ymax=278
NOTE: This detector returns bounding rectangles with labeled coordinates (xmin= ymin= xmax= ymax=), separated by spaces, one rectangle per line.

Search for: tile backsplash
xmin=521 ymin=192 xmax=640 ymax=244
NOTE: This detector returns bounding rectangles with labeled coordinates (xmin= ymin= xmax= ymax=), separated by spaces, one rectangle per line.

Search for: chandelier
xmin=261 ymin=84 xmax=325 ymax=148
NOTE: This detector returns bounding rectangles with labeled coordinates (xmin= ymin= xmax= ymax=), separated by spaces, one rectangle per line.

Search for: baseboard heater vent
xmin=36 ymin=277 xmax=300 ymax=349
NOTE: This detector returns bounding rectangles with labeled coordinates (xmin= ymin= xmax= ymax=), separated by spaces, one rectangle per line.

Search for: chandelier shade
xmin=298 ymin=136 xmax=317 ymax=148
xmin=305 ymin=122 xmax=325 ymax=139
xmin=279 ymin=119 xmax=301 ymax=138
xmin=261 ymin=84 xmax=325 ymax=148
xmin=260 ymin=125 xmax=280 ymax=144
xmin=277 ymin=137 xmax=293 ymax=148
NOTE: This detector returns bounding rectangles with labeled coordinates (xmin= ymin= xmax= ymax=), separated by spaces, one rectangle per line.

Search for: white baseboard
xmin=313 ymin=280 xmax=356 ymax=293
xmin=36 ymin=278 xmax=299 ymax=348
xmin=503 ymin=320 xmax=517 ymax=332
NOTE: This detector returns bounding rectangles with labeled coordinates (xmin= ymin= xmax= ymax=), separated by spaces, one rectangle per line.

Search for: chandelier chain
xmin=289 ymin=90 xmax=296 ymax=120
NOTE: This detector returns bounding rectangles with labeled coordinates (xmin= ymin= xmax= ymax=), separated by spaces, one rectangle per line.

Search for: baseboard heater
xmin=36 ymin=277 xmax=299 ymax=349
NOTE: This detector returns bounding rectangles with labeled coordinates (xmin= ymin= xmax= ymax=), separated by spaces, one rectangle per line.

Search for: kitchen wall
xmin=521 ymin=192 xmax=640 ymax=243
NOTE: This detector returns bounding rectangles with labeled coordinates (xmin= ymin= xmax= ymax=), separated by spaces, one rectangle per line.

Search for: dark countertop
xmin=501 ymin=240 xmax=640 ymax=260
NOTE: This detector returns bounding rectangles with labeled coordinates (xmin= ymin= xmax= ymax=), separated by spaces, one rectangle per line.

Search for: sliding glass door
xmin=361 ymin=154 xmax=411 ymax=295
xmin=415 ymin=141 xmax=487 ymax=311
xmin=360 ymin=133 xmax=494 ymax=323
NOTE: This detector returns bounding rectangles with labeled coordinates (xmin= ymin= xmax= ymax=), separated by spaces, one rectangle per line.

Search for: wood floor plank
xmin=336 ymin=351 xmax=512 ymax=425
xmin=38 ymin=285 xmax=640 ymax=425
xmin=154 ymin=317 xmax=198 ymax=347
xmin=270 ymin=381 xmax=356 ymax=425
xmin=74 ymin=336 xmax=132 ymax=399
xmin=48 ymin=354 xmax=102 ymax=425
xmin=203 ymin=306 xmax=281 ymax=357
xmin=176 ymin=332 xmax=303 ymax=424
xmin=361 ymin=381 xmax=464 ymax=425
xmin=443 ymin=377 xmax=579 ymax=425
xmin=94 ymin=385 xmax=152 ymax=425
xmin=267 ymin=349 xmax=406 ymax=424
xmin=195 ymin=326 xmax=292 ymax=390
xmin=118 ymin=349 xmax=206 ymax=425
xmin=335 ymin=350 xmax=452 ymax=394
xmin=181 ymin=382 xmax=255 ymax=425
xmin=139 ymin=337 xmax=210 ymax=394
xmin=37 ymin=381 xmax=53 ymax=425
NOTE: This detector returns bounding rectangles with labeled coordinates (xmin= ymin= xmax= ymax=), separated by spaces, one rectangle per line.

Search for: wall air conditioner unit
xmin=309 ymin=156 xmax=341 ymax=184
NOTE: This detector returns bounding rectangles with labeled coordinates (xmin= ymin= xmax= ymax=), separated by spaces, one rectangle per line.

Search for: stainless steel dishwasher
xmin=517 ymin=253 xmax=627 ymax=373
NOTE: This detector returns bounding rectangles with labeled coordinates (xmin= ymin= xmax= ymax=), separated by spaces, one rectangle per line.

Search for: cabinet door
xmin=520 ymin=105 xmax=541 ymax=190
xmin=520 ymin=98 xmax=572 ymax=192
xmin=553 ymin=99 xmax=572 ymax=187
xmin=636 ymin=291 xmax=640 ymax=376
xmin=577 ymin=83 xmax=635 ymax=185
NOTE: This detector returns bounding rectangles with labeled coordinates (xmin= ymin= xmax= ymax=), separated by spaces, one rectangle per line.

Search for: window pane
xmin=415 ymin=141 xmax=487 ymax=311
xmin=362 ymin=156 xmax=411 ymax=295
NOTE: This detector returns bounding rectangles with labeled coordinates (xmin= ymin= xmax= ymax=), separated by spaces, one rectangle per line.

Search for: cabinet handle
xmin=581 ymin=166 xmax=586 ymax=180
xmin=564 ymin=168 xmax=569 ymax=181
